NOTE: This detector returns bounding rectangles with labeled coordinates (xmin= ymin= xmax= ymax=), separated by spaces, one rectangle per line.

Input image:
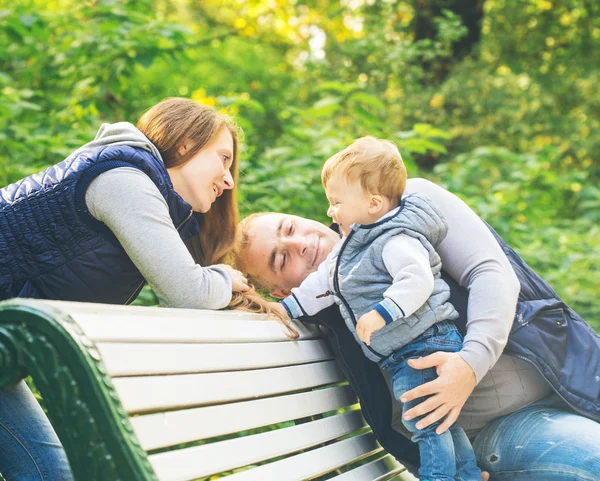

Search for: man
xmin=235 ymin=178 xmax=600 ymax=481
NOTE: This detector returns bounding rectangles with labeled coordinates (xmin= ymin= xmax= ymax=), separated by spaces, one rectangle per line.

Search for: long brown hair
xmin=137 ymin=97 xmax=239 ymax=265
xmin=228 ymin=287 xmax=299 ymax=339
xmin=138 ymin=99 xmax=297 ymax=337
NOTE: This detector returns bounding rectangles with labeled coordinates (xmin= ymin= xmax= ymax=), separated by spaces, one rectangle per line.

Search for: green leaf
xmin=349 ymin=92 xmax=386 ymax=110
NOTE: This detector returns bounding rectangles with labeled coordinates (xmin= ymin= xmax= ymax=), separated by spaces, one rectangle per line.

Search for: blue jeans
xmin=472 ymin=392 xmax=600 ymax=481
xmin=381 ymin=322 xmax=481 ymax=481
xmin=0 ymin=381 xmax=73 ymax=481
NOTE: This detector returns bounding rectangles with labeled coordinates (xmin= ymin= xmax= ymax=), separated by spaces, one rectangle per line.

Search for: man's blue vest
xmin=0 ymin=145 xmax=199 ymax=304
xmin=484 ymin=222 xmax=600 ymax=422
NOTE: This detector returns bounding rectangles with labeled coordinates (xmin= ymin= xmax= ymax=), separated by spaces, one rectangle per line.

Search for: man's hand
xmin=356 ymin=310 xmax=386 ymax=345
xmin=400 ymin=352 xmax=476 ymax=434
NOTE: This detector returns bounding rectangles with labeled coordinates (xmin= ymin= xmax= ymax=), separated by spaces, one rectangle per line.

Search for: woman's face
xmin=168 ymin=127 xmax=235 ymax=213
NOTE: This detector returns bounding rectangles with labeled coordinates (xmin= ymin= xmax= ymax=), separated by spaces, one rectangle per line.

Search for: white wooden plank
xmin=381 ymin=471 xmax=417 ymax=481
xmin=217 ymin=433 xmax=381 ymax=481
xmin=114 ymin=360 xmax=345 ymax=413
xmin=19 ymin=299 xmax=321 ymax=343
xmin=41 ymin=300 xmax=267 ymax=320
xmin=74 ymin=311 xmax=319 ymax=343
xmin=97 ymin=339 xmax=333 ymax=376
xmin=149 ymin=410 xmax=366 ymax=481
xmin=132 ymin=385 xmax=358 ymax=451
xmin=328 ymin=455 xmax=403 ymax=481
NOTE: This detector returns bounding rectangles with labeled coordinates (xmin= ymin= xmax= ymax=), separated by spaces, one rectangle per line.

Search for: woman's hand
xmin=400 ymin=352 xmax=476 ymax=434
xmin=221 ymin=266 xmax=250 ymax=293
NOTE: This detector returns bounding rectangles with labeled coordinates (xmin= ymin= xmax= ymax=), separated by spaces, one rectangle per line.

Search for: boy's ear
xmin=270 ymin=287 xmax=291 ymax=299
xmin=369 ymin=194 xmax=384 ymax=214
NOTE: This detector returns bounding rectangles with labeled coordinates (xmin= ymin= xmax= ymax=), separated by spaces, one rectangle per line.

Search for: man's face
xmin=243 ymin=213 xmax=340 ymax=297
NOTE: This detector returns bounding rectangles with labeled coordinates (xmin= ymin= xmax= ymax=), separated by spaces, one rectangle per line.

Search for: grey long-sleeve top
xmin=85 ymin=167 xmax=232 ymax=309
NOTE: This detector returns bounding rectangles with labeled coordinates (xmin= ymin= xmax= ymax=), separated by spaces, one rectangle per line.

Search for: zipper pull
xmin=316 ymin=290 xmax=332 ymax=299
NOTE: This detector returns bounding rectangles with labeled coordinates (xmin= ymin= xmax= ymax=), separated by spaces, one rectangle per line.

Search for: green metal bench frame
xmin=0 ymin=299 xmax=157 ymax=481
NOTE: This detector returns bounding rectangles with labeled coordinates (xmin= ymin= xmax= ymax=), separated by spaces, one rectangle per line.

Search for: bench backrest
xmin=0 ymin=300 xmax=410 ymax=481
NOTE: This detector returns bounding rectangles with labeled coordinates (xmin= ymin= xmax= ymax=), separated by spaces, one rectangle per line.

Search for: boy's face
xmin=325 ymin=173 xmax=375 ymax=237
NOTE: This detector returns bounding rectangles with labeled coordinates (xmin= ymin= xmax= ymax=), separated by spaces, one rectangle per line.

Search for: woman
xmin=0 ymin=98 xmax=252 ymax=480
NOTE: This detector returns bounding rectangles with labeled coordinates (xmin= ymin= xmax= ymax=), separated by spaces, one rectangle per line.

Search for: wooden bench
xmin=0 ymin=299 xmax=414 ymax=481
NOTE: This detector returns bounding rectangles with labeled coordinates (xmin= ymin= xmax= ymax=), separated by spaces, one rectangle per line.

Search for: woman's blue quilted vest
xmin=0 ymin=144 xmax=199 ymax=304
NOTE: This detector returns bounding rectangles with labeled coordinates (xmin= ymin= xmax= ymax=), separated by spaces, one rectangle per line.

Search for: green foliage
xmin=434 ymin=147 xmax=599 ymax=328
xmin=0 ymin=0 xmax=597 ymax=332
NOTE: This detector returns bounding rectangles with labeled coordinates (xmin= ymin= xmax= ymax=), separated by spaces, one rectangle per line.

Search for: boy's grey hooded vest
xmin=330 ymin=194 xmax=459 ymax=362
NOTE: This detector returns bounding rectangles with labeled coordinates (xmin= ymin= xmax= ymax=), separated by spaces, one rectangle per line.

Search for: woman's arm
xmin=399 ymin=178 xmax=520 ymax=433
xmin=86 ymin=167 xmax=234 ymax=309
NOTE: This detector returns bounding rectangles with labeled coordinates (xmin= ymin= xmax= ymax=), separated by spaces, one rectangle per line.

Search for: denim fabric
xmin=473 ymin=393 xmax=600 ymax=481
xmin=0 ymin=381 xmax=73 ymax=481
xmin=381 ymin=322 xmax=481 ymax=481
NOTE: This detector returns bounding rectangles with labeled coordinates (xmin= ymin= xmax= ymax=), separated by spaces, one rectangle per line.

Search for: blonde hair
xmin=138 ymin=97 xmax=240 ymax=265
xmin=228 ymin=287 xmax=299 ymax=339
xmin=233 ymin=213 xmax=272 ymax=288
xmin=321 ymin=136 xmax=407 ymax=205
xmin=231 ymin=213 xmax=300 ymax=339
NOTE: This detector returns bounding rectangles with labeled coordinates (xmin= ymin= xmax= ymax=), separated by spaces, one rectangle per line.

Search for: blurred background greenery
xmin=1 ymin=0 xmax=598 ymax=330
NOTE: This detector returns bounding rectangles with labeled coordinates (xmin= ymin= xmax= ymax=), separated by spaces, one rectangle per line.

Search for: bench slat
xmin=113 ymin=360 xmax=345 ymax=413
xmin=54 ymin=302 xmax=320 ymax=343
xmin=328 ymin=455 xmax=405 ymax=481
xmin=383 ymin=474 xmax=416 ymax=481
xmin=218 ymin=432 xmax=381 ymax=481
xmin=97 ymin=339 xmax=333 ymax=376
xmin=148 ymin=410 xmax=366 ymax=481
xmin=48 ymin=300 xmax=265 ymax=320
xmin=132 ymin=385 xmax=357 ymax=450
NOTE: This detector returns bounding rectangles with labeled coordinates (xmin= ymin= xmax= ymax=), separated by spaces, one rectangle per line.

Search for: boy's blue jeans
xmin=381 ymin=321 xmax=481 ymax=481
xmin=0 ymin=381 xmax=73 ymax=481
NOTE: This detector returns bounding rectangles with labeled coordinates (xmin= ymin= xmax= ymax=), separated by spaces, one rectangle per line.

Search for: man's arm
xmin=404 ymin=178 xmax=521 ymax=383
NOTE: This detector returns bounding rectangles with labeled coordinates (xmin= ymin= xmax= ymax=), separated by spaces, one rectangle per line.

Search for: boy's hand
xmin=220 ymin=265 xmax=250 ymax=293
xmin=269 ymin=302 xmax=290 ymax=319
xmin=356 ymin=310 xmax=386 ymax=345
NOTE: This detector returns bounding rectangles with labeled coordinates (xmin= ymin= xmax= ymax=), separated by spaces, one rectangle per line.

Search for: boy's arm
xmin=374 ymin=235 xmax=434 ymax=324
xmin=281 ymin=259 xmax=335 ymax=319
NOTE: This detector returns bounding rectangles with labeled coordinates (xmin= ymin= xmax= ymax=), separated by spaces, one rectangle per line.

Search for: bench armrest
xmin=0 ymin=299 xmax=157 ymax=481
